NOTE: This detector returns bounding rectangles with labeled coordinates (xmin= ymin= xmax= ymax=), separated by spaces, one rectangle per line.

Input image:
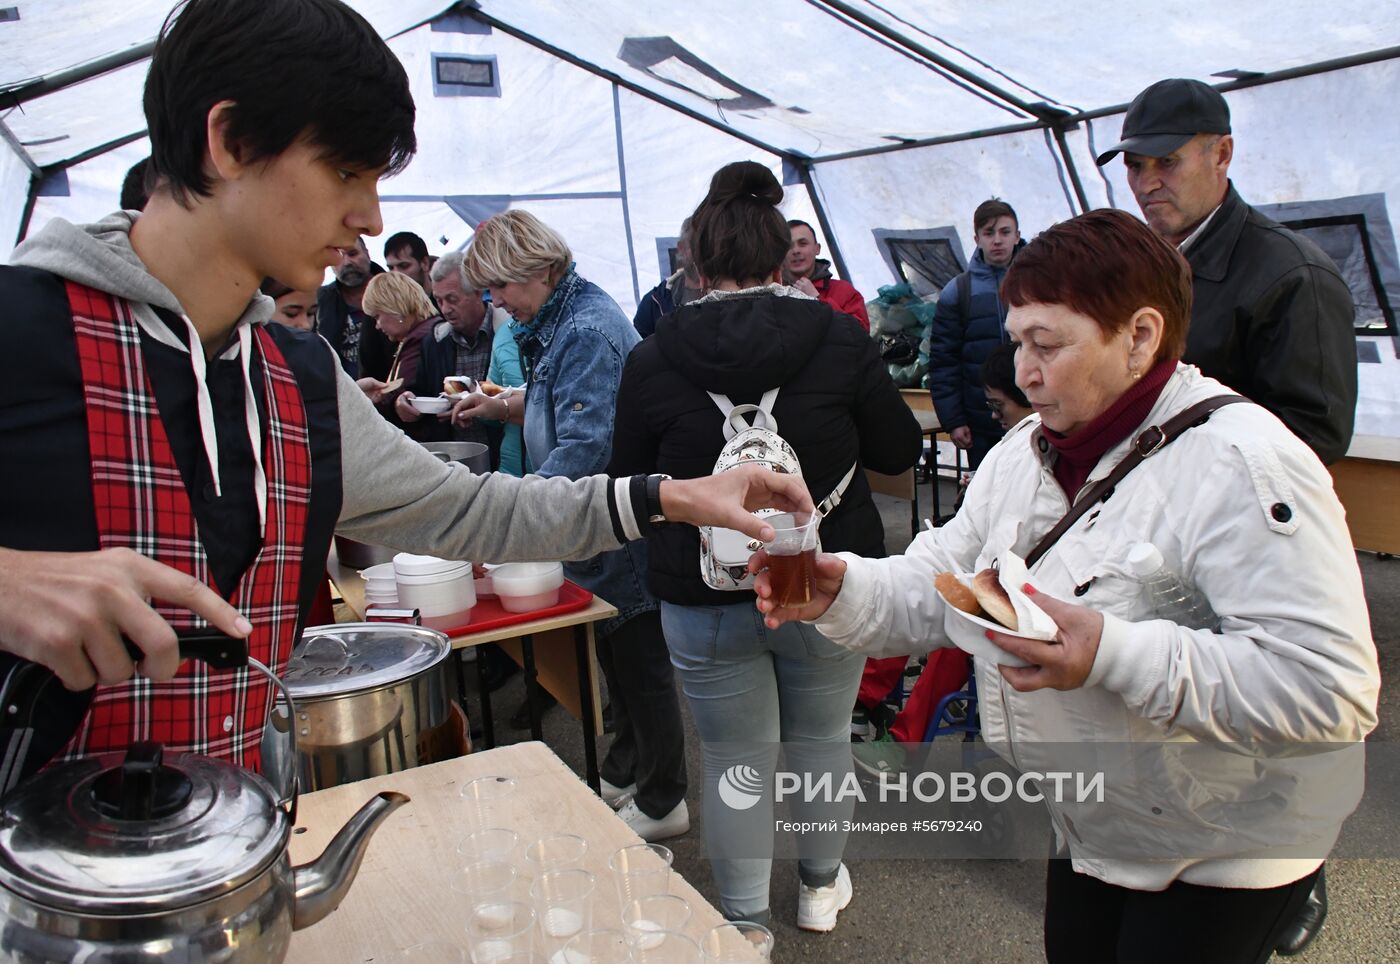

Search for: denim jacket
xmin=516 ymin=269 xmax=656 ymax=632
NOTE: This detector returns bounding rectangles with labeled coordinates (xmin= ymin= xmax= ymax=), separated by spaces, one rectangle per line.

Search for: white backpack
xmin=699 ymin=388 xmax=857 ymax=591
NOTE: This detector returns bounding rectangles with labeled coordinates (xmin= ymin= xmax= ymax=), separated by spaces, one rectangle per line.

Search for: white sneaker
xmin=797 ymin=863 xmax=852 ymax=932
xmin=600 ymin=778 xmax=637 ymax=810
xmin=617 ymin=799 xmax=690 ymax=841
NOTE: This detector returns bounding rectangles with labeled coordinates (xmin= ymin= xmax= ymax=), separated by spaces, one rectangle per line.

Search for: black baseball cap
xmin=1095 ymin=78 xmax=1231 ymax=166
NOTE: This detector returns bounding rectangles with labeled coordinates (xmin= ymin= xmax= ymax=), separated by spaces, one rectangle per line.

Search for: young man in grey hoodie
xmin=0 ymin=0 xmax=804 ymax=781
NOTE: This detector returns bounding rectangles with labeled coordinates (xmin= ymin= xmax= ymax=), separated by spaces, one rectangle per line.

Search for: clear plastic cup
xmin=608 ymin=843 xmax=673 ymax=905
xmin=621 ymin=895 xmax=692 ymax=950
xmin=452 ymin=860 xmax=521 ymax=929
xmin=700 ymin=921 xmax=774 ymax=961
xmin=522 ymin=833 xmax=588 ymax=876
xmin=559 ymin=929 xmax=632 ymax=964
xmin=465 ymin=900 xmax=535 ymax=964
xmin=627 ymin=929 xmax=701 ymax=963
xmin=457 ymin=827 xmax=520 ymax=867
xmin=529 ymin=869 xmax=595 ymax=941
xmin=761 ymin=511 xmax=819 ymax=608
xmin=460 ymin=776 xmax=516 ymax=829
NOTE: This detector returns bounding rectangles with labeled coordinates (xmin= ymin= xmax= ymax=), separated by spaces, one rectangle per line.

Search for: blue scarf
xmin=514 ymin=265 xmax=584 ymax=378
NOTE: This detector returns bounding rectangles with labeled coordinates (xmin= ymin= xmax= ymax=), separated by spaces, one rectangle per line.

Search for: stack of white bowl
xmin=393 ymin=552 xmax=476 ymax=630
xmin=361 ymin=562 xmax=399 ymax=608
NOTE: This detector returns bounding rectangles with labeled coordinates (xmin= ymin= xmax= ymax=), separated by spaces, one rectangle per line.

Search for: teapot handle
xmin=127 ymin=633 xmax=300 ymax=819
xmin=248 ymin=656 xmax=299 ymax=820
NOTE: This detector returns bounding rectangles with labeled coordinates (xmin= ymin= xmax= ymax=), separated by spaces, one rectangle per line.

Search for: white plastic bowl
xmin=410 ymin=395 xmax=453 ymax=415
xmin=491 ymin=562 xmax=564 ymax=613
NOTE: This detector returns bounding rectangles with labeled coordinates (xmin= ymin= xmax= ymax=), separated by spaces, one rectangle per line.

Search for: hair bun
xmin=706 ymin=161 xmax=783 ymax=206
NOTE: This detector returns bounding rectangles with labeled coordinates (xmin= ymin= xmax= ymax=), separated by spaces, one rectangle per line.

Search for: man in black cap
xmin=1100 ymin=86 xmax=1350 ymax=956
xmin=1098 ymin=77 xmax=1356 ymax=468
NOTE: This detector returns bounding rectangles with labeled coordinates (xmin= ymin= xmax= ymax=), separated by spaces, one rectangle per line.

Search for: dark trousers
xmin=596 ymin=609 xmax=687 ymax=818
xmin=1044 ymin=858 xmax=1320 ymax=964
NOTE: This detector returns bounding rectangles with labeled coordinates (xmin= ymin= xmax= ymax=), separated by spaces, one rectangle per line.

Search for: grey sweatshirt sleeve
xmin=330 ymin=348 xmax=626 ymax=563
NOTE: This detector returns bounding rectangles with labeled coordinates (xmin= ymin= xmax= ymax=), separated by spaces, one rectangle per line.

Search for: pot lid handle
xmin=90 ymin=741 xmax=193 ymax=821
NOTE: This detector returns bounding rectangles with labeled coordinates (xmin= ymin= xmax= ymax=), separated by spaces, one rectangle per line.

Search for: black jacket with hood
xmin=609 ymin=287 xmax=922 ymax=605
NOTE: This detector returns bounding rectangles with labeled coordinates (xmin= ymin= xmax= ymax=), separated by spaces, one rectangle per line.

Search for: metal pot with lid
xmin=263 ymin=623 xmax=463 ymax=792
xmin=0 ymin=640 xmax=409 ymax=963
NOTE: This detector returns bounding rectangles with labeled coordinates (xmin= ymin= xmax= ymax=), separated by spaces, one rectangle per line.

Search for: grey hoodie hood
xmin=10 ymin=211 xmax=273 ymax=327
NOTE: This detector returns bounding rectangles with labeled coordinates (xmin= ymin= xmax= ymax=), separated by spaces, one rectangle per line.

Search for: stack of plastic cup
xmin=362 ymin=562 xmax=399 ymax=607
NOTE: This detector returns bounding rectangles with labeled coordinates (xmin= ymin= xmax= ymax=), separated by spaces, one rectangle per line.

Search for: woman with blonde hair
xmin=455 ymin=210 xmax=690 ymax=841
xmin=356 ymin=270 xmax=437 ymax=409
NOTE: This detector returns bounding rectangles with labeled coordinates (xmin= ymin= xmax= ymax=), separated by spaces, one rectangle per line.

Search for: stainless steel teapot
xmin=0 ymin=638 xmax=407 ymax=963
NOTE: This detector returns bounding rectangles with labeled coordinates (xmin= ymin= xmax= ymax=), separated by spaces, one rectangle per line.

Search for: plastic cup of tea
xmin=762 ymin=511 xmax=819 ymax=607
xmin=522 ymin=833 xmax=588 ymax=876
xmin=457 ymin=827 xmax=520 ymax=867
xmin=465 ymin=900 xmax=535 ymax=963
xmin=559 ymin=929 xmax=632 ymax=964
xmin=608 ymin=843 xmax=674 ymax=904
xmin=460 ymin=775 xmax=516 ymax=829
xmin=621 ymin=895 xmax=692 ymax=950
xmin=700 ymin=921 xmax=774 ymax=962
xmin=529 ymin=869 xmax=595 ymax=941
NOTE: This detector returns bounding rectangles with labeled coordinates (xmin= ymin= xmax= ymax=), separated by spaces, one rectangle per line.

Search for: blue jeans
xmin=660 ymin=600 xmax=865 ymax=923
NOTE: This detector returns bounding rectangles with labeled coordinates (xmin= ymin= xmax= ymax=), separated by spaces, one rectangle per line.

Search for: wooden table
xmin=287 ymin=744 xmax=758 ymax=962
xmin=328 ymin=544 xmax=618 ymax=790
xmin=1330 ymin=434 xmax=1400 ymax=554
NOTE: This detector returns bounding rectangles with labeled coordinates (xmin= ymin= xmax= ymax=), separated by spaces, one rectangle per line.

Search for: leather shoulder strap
xmin=1024 ymin=395 xmax=1249 ymax=569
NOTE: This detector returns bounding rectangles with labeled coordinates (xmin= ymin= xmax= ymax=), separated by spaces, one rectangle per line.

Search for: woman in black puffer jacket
xmin=609 ymin=161 xmax=921 ymax=931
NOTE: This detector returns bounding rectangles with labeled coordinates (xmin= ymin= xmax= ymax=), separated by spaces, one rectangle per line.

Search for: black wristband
xmin=645 ymin=473 xmax=671 ymax=524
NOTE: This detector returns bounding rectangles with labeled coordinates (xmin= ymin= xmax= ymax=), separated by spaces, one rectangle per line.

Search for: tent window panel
xmin=1277 ymin=214 xmax=1396 ymax=336
xmin=886 ymin=237 xmax=963 ymax=298
xmin=431 ymin=54 xmax=500 ymax=98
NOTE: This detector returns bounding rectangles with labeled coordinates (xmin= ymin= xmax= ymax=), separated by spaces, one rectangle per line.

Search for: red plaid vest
xmin=61 ymin=281 xmax=311 ymax=769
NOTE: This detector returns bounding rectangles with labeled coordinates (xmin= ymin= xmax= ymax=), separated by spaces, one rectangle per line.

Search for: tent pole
xmin=1 ymin=42 xmax=156 ymax=106
xmin=1067 ymin=45 xmax=1400 ymax=126
xmin=16 ymin=175 xmax=40 ymax=247
xmin=0 ymin=119 xmax=41 ymax=178
xmin=811 ymin=0 xmax=1052 ymax=121
xmin=812 ymin=120 xmax=1047 ymax=164
xmin=796 ymin=160 xmax=851 ymax=283
xmin=1050 ymin=125 xmax=1091 ymax=213
xmin=42 ymin=130 xmax=150 ymax=176
xmin=465 ymin=8 xmax=789 ymax=159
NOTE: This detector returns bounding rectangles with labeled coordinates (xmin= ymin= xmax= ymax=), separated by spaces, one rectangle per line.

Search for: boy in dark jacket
xmin=927 ymin=198 xmax=1025 ymax=468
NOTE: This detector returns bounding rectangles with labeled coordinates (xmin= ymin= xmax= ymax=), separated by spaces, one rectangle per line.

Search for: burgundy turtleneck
xmin=1043 ymin=358 xmax=1177 ymax=499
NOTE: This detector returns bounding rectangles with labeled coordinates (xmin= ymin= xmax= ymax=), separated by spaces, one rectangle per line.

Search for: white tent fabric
xmin=4 ymin=0 xmax=1399 ymax=436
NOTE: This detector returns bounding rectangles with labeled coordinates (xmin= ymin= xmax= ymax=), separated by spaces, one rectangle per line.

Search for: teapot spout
xmin=291 ymin=790 xmax=410 ymax=930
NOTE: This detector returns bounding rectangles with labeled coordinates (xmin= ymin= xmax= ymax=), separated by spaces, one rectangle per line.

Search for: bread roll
xmin=479 ymin=378 xmax=506 ymax=397
xmin=443 ymin=378 xmax=465 ymax=397
xmin=935 ymin=572 xmax=982 ymax=616
xmin=972 ymin=568 xmax=1018 ymax=631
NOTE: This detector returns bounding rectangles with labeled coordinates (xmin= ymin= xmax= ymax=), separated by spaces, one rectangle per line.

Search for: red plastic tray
xmin=435 ymin=579 xmax=594 ymax=637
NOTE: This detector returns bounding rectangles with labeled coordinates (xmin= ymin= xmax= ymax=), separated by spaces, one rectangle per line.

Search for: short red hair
xmin=1001 ymin=208 xmax=1191 ymax=363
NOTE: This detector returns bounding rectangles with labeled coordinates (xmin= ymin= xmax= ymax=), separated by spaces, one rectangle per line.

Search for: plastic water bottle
xmin=1126 ymin=543 xmax=1220 ymax=631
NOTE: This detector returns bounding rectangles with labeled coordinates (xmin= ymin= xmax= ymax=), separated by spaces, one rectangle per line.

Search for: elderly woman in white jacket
xmin=754 ymin=209 xmax=1379 ymax=964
